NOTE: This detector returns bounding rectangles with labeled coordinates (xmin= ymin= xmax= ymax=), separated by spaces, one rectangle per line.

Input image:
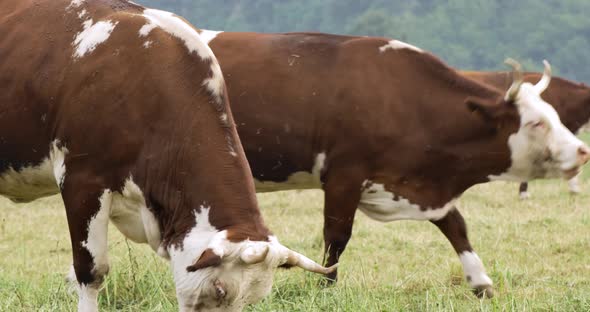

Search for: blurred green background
xmin=137 ymin=0 xmax=590 ymax=83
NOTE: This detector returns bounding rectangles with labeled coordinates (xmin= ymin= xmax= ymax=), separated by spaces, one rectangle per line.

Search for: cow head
xmin=470 ymin=59 xmax=590 ymax=181
xmin=169 ymin=208 xmax=335 ymax=312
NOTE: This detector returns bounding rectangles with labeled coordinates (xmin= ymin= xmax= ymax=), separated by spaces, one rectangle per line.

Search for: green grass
xmin=2 ymin=155 xmax=590 ymax=310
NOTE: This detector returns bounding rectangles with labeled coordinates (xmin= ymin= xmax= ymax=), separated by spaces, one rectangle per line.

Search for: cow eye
xmin=527 ymin=120 xmax=545 ymax=129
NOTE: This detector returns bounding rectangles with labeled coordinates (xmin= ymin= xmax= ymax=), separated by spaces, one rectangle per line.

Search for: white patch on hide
xmin=109 ymin=178 xmax=163 ymax=254
xmin=139 ymin=22 xmax=157 ymax=37
xmin=67 ymin=0 xmax=86 ymax=10
xmin=73 ymin=19 xmax=119 ymax=59
xmin=198 ymin=29 xmax=223 ymax=45
xmin=0 ymin=160 xmax=54 ymax=201
xmin=379 ymin=40 xmax=423 ymax=53
xmin=67 ymin=190 xmax=110 ymax=312
xmin=139 ymin=9 xmax=213 ymax=60
xmin=0 ymin=140 xmax=67 ymax=202
xmin=50 ymin=141 xmax=68 ymax=189
xmin=254 ymin=152 xmax=326 ymax=192
xmin=358 ymin=181 xmax=455 ymax=221
xmin=169 ymin=207 xmax=226 ymax=310
xmin=139 ymin=9 xmax=225 ymax=102
xmin=170 ymin=207 xmax=222 ymax=276
xmin=459 ymin=251 xmax=493 ymax=288
xmin=77 ymin=9 xmax=88 ymax=19
xmin=82 ymin=190 xmax=112 ymax=276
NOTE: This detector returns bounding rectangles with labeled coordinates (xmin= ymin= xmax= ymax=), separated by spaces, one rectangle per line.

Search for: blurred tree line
xmin=138 ymin=0 xmax=590 ymax=83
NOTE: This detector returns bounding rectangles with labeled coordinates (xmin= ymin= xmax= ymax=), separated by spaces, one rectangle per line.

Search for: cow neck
xmin=135 ymin=100 xmax=270 ymax=247
xmin=431 ymin=73 xmax=517 ymax=191
xmin=379 ymin=65 xmax=516 ymax=205
xmin=542 ymin=78 xmax=590 ymax=133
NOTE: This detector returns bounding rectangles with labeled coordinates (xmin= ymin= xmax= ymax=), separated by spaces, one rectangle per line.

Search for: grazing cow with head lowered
xmin=0 ymin=2 xmax=335 ymax=311
xmin=464 ymin=70 xmax=590 ymax=198
xmin=199 ymin=31 xmax=590 ymax=297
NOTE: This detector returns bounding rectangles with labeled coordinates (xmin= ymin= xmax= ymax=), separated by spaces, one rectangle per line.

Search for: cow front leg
xmin=568 ymin=175 xmax=581 ymax=194
xmin=431 ymin=208 xmax=494 ymax=298
xmin=519 ymin=182 xmax=530 ymax=199
xmin=61 ymin=175 xmax=112 ymax=312
xmin=322 ymin=175 xmax=362 ymax=283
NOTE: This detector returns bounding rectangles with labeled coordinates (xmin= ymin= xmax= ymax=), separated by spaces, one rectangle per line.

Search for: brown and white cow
xmin=198 ymin=30 xmax=590 ymax=297
xmin=464 ymin=71 xmax=590 ymax=198
xmin=0 ymin=2 xmax=335 ymax=311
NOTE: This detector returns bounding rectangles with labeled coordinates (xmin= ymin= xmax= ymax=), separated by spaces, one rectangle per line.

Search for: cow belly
xmin=109 ymin=180 xmax=162 ymax=253
xmin=253 ymin=152 xmax=326 ymax=192
xmin=0 ymin=158 xmax=61 ymax=203
xmin=358 ymin=183 xmax=455 ymax=222
xmin=254 ymin=171 xmax=322 ymax=192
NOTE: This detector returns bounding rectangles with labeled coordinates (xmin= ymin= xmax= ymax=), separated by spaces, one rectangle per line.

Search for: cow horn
xmin=504 ymin=58 xmax=524 ymax=101
xmin=533 ymin=60 xmax=552 ymax=95
xmin=240 ymin=244 xmax=270 ymax=264
xmin=284 ymin=249 xmax=338 ymax=274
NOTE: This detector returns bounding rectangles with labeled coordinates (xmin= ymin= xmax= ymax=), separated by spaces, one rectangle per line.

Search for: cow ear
xmin=466 ymin=97 xmax=508 ymax=121
xmin=278 ymin=263 xmax=295 ymax=269
xmin=187 ymin=248 xmax=223 ymax=272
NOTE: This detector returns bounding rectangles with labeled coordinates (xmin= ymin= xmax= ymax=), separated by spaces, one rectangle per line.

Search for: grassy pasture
xmin=1 ymin=136 xmax=590 ymax=311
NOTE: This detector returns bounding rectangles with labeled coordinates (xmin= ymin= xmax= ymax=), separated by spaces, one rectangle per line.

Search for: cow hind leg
xmin=431 ymin=208 xmax=494 ymax=298
xmin=61 ymin=173 xmax=112 ymax=312
xmin=519 ymin=182 xmax=530 ymax=199
xmin=321 ymin=174 xmax=362 ymax=284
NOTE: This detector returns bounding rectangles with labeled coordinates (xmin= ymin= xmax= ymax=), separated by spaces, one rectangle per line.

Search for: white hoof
xmin=568 ymin=177 xmax=580 ymax=194
xmin=569 ymin=186 xmax=581 ymax=194
xmin=519 ymin=192 xmax=530 ymax=200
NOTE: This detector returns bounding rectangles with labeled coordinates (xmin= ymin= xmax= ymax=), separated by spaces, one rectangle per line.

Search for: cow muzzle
xmin=577 ymin=145 xmax=590 ymax=165
xmin=562 ymin=145 xmax=590 ymax=179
